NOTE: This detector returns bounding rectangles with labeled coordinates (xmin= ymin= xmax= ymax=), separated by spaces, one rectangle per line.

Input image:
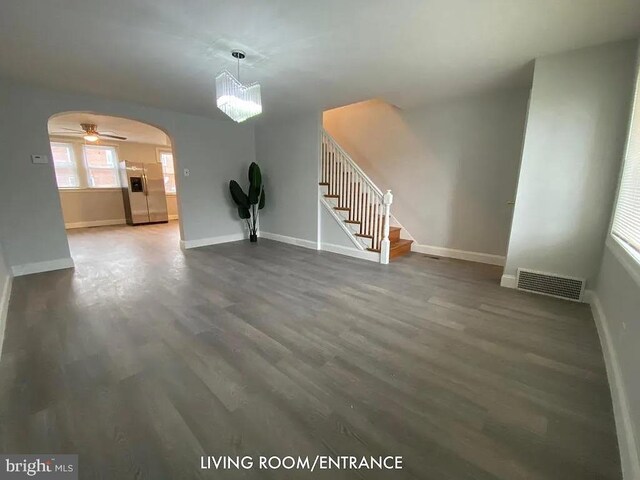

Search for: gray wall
xmin=323 ymin=90 xmax=529 ymax=257
xmin=0 ymin=240 xmax=10 ymax=357
xmin=320 ymin=206 xmax=356 ymax=249
xmin=0 ymin=240 xmax=10 ymax=304
xmin=504 ymin=40 xmax=637 ymax=285
xmin=0 ymin=83 xmax=9 ymax=293
xmin=0 ymin=79 xmax=255 ymax=270
xmin=255 ymin=112 xmax=321 ymax=243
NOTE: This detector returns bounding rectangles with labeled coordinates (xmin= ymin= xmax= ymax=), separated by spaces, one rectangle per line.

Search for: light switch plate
xmin=31 ymin=154 xmax=49 ymax=164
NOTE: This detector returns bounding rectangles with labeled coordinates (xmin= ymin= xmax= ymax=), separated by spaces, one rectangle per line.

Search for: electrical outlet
xmin=183 ymin=168 xmax=190 ymax=177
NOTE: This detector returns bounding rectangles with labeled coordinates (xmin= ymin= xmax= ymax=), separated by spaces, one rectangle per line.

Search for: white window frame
xmin=82 ymin=144 xmax=121 ymax=189
xmin=50 ymin=142 xmax=80 ymax=189
xmin=608 ymin=57 xmax=640 ymax=287
xmin=157 ymin=148 xmax=177 ymax=195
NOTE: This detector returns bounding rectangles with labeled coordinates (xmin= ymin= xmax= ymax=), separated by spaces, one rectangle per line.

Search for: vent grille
xmin=516 ymin=269 xmax=585 ymax=301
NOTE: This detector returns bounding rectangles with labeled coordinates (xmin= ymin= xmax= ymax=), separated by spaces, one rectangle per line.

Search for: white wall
xmin=594 ymin=243 xmax=640 ymax=479
xmin=255 ymin=112 xmax=321 ymax=244
xmin=323 ymin=90 xmax=529 ymax=259
xmin=504 ymin=40 xmax=638 ymax=285
xmin=0 ymin=78 xmax=255 ymax=273
xmin=591 ymin=41 xmax=640 ymax=480
xmin=50 ymin=136 xmax=179 ymax=226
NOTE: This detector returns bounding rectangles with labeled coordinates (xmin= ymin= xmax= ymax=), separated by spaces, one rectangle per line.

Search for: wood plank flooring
xmin=0 ymin=222 xmax=620 ymax=479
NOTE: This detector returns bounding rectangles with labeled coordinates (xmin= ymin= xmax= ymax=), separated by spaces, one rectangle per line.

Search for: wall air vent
xmin=516 ymin=268 xmax=585 ymax=302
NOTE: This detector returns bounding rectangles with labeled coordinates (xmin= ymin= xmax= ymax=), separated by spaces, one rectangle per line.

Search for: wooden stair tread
xmin=344 ymin=220 xmax=360 ymax=225
xmin=389 ymin=239 xmax=413 ymax=259
xmin=319 ymin=182 xmax=329 ymax=186
xmin=358 ymin=227 xmax=401 ymax=242
xmin=367 ymin=238 xmax=413 ymax=255
xmin=333 ymin=207 xmax=350 ymax=211
xmin=324 ymin=194 xmax=339 ymax=198
xmin=391 ymin=239 xmax=413 ymax=248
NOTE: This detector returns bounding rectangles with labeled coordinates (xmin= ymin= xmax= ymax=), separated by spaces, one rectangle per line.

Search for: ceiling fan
xmin=51 ymin=123 xmax=127 ymax=142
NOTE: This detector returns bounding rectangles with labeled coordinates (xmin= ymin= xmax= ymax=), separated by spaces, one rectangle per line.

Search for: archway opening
xmin=47 ymin=112 xmax=182 ymax=263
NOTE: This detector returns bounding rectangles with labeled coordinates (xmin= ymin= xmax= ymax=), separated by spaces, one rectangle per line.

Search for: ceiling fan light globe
xmin=83 ymin=134 xmax=99 ymax=142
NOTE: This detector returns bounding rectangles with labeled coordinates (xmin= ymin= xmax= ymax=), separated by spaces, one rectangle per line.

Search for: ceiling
xmin=1 ymin=0 xmax=639 ymax=121
xmin=49 ymin=113 xmax=171 ymax=145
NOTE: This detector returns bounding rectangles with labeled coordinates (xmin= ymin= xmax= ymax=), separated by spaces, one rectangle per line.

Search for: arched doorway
xmin=47 ymin=112 xmax=182 ymax=263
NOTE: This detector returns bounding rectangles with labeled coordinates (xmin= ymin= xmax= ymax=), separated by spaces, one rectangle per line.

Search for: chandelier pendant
xmin=215 ymin=50 xmax=262 ymax=123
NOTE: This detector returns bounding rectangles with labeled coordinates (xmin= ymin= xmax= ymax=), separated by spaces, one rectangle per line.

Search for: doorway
xmin=47 ymin=112 xmax=181 ymax=262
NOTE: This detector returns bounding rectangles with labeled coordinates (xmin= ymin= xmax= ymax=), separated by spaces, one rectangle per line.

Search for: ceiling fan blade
xmin=58 ymin=128 xmax=85 ymax=133
xmin=50 ymin=131 xmax=83 ymax=135
xmin=99 ymin=133 xmax=127 ymax=140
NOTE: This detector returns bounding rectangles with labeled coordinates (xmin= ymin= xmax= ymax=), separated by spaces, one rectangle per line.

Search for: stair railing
xmin=321 ymin=129 xmax=393 ymax=264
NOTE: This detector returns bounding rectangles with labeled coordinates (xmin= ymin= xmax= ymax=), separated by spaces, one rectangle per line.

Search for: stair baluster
xmin=320 ymin=129 xmax=408 ymax=263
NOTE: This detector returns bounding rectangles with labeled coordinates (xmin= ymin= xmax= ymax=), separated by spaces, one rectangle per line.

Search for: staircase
xmin=320 ymin=129 xmax=413 ymax=263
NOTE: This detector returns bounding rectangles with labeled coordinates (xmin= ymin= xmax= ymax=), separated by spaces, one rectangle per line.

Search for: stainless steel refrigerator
xmin=119 ymin=161 xmax=169 ymax=225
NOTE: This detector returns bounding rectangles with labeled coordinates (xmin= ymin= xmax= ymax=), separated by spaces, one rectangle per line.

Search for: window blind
xmin=612 ymin=64 xmax=640 ymax=256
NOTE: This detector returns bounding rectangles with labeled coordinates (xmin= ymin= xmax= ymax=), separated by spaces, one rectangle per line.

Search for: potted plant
xmin=229 ymin=162 xmax=265 ymax=242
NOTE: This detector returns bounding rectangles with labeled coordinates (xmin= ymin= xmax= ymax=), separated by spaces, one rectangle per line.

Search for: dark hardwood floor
xmin=0 ymin=222 xmax=620 ymax=479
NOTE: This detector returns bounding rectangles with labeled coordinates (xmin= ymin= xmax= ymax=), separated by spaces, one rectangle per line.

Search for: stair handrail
xmin=322 ymin=129 xmax=384 ymax=198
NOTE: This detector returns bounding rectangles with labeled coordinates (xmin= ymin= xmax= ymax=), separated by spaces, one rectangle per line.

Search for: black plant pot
xmin=249 ymin=233 xmax=258 ymax=243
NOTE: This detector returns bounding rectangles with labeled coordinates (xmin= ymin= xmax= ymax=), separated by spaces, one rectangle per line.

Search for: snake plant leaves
xmin=258 ymin=187 xmax=265 ymax=210
xmin=248 ymin=162 xmax=262 ymax=204
xmin=229 ymin=180 xmax=249 ymax=208
xmin=237 ymin=206 xmax=251 ymax=219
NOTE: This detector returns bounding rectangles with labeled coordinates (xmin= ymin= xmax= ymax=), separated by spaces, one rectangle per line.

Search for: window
xmin=159 ymin=151 xmax=176 ymax=194
xmin=51 ymin=143 xmax=80 ymax=188
xmin=611 ymin=66 xmax=640 ymax=261
xmin=83 ymin=145 xmax=120 ymax=188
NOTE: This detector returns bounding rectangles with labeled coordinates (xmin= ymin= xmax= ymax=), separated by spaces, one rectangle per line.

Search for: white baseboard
xmin=412 ymin=244 xmax=506 ymax=266
xmin=0 ymin=275 xmax=13 ymax=360
xmin=260 ymin=232 xmax=318 ymax=250
xmin=168 ymin=214 xmax=179 ymax=221
xmin=500 ymin=274 xmax=516 ymax=288
xmin=180 ymin=233 xmax=246 ymax=250
xmin=320 ymin=242 xmax=379 ymax=262
xmin=65 ymin=219 xmax=125 ymax=229
xmin=582 ymin=289 xmax=595 ymax=304
xmin=11 ymin=257 xmax=75 ymax=277
xmin=590 ymin=293 xmax=640 ymax=480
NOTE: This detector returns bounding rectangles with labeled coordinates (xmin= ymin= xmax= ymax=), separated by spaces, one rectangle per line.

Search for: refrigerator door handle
xmin=142 ymin=174 xmax=148 ymax=196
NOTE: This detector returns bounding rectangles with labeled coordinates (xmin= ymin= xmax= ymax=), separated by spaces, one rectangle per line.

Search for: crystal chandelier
xmin=215 ymin=50 xmax=262 ymax=123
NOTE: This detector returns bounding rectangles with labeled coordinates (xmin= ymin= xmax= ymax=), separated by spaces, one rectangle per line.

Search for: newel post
xmin=380 ymin=189 xmax=393 ymax=264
